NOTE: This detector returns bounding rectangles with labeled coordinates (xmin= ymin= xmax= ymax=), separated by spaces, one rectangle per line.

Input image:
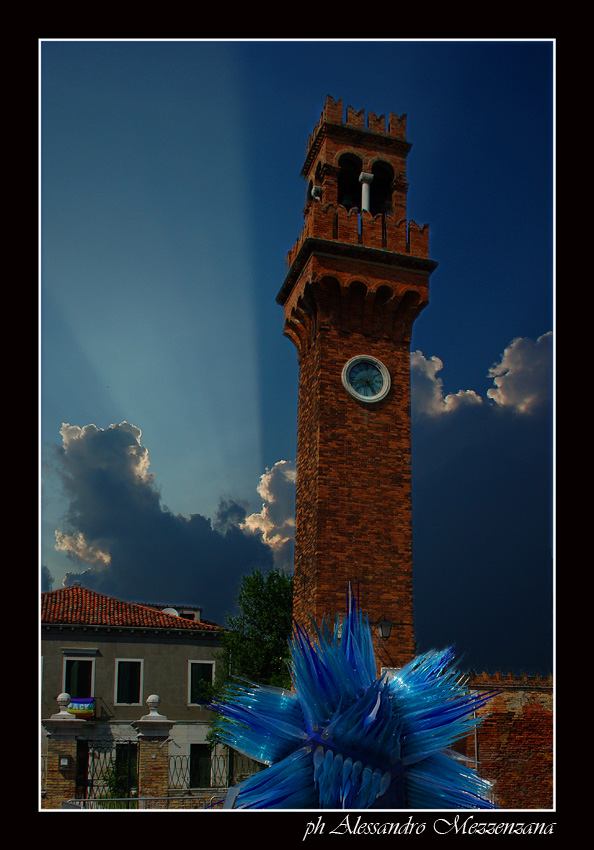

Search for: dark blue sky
xmin=41 ymin=40 xmax=554 ymax=674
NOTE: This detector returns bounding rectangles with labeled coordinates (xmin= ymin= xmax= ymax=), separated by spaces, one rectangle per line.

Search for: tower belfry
xmin=277 ymin=96 xmax=437 ymax=670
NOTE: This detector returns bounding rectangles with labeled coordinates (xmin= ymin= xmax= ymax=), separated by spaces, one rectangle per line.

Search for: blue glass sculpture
xmin=211 ymin=589 xmax=497 ymax=809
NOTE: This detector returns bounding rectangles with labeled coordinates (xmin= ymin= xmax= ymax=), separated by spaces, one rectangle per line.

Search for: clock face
xmin=341 ymin=355 xmax=391 ymax=403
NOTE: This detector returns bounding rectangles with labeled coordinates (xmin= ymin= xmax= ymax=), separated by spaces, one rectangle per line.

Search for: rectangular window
xmin=188 ymin=661 xmax=214 ymax=704
xmin=64 ymin=658 xmax=94 ymax=698
xmin=115 ymin=659 xmax=143 ymax=705
xmin=190 ymin=743 xmax=212 ymax=788
xmin=112 ymin=743 xmax=138 ymax=797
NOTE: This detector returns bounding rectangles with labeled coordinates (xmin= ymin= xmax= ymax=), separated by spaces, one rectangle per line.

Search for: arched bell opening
xmin=306 ymin=162 xmax=324 ymax=208
xmin=370 ymin=161 xmax=394 ymax=216
xmin=337 ymin=153 xmax=362 ymax=211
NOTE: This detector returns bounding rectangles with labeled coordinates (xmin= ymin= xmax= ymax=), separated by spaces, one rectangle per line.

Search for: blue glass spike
xmin=342 ymin=760 xmax=363 ymax=809
xmin=313 ymin=744 xmax=325 ymax=781
xmin=379 ymin=770 xmax=392 ymax=798
xmin=341 ymin=756 xmax=353 ymax=784
xmin=227 ymin=678 xmax=304 ymax=723
xmin=350 ymin=759 xmax=363 ymax=787
xmin=363 ymin=691 xmax=382 ymax=727
xmin=340 ymin=594 xmax=376 ymax=688
xmin=290 ymin=625 xmax=334 ymax=729
xmin=332 ymin=753 xmax=346 ymax=808
xmin=234 ymin=746 xmax=317 ymax=809
xmin=369 ymin=768 xmax=384 ymax=804
xmin=216 ymin=699 xmax=306 ymax=742
xmin=405 ymin=751 xmax=496 ymax=809
xmin=354 ymin=764 xmax=373 ymax=808
xmin=214 ymin=587 xmax=499 ymax=809
xmin=212 ymin=700 xmax=307 ymax=764
xmin=317 ymin=748 xmax=336 ymax=808
xmin=310 ymin=621 xmax=362 ymax=707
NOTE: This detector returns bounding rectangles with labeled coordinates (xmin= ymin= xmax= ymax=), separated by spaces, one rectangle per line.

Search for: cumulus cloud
xmin=411 ymin=351 xmax=482 ymax=416
xmin=41 ymin=565 xmax=54 ymax=592
xmin=60 ymin=422 xmax=153 ymax=483
xmin=213 ymin=498 xmax=250 ymax=535
xmin=44 ymin=332 xmax=552 ymax=666
xmin=412 ymin=332 xmax=553 ymax=418
xmin=50 ymin=421 xmax=275 ymax=623
xmin=55 ymin=530 xmax=111 ymax=567
xmin=487 ymin=332 xmax=553 ymax=413
xmin=242 ymin=460 xmax=296 ymax=569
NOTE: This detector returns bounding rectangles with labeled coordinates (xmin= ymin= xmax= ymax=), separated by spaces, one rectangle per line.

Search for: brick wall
xmin=457 ymin=671 xmax=554 ymax=809
xmin=281 ymin=99 xmax=553 ymax=812
xmin=42 ymin=734 xmax=79 ymax=809
xmin=281 ymin=98 xmax=436 ymax=673
xmin=287 ymin=256 xmax=431 ymax=671
xmin=136 ymin=735 xmax=170 ymax=799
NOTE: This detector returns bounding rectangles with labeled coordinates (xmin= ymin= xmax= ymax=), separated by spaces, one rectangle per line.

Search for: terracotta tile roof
xmin=41 ymin=585 xmax=222 ymax=632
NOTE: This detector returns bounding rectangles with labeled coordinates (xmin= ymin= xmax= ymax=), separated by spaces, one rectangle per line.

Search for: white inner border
xmin=341 ymin=355 xmax=391 ymax=403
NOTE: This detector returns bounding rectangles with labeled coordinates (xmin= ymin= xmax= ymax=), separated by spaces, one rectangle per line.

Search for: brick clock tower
xmin=277 ymin=96 xmax=437 ymax=671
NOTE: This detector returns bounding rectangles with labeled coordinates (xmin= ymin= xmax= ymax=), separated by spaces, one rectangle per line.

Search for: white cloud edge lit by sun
xmin=486 ymin=332 xmax=553 ymax=413
xmin=242 ymin=460 xmax=296 ymax=569
xmin=411 ymin=331 xmax=552 ymax=417
xmin=47 ymin=333 xmax=552 ymax=587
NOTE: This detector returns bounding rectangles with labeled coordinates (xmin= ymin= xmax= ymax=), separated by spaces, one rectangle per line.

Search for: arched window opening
xmin=306 ymin=162 xmax=324 ymax=208
xmin=337 ymin=154 xmax=362 ymax=211
xmin=370 ymin=162 xmax=394 ymax=217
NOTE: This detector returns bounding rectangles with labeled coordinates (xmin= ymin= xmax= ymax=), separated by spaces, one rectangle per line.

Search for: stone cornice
xmin=43 ymin=623 xmax=222 ymax=639
xmin=277 ymin=237 xmax=438 ymax=306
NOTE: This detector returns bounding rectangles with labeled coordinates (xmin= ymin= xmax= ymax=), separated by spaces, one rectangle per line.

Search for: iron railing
xmin=63 ymin=795 xmax=225 ymax=809
xmin=168 ymin=751 xmax=261 ymax=790
xmin=43 ymin=741 xmax=262 ymax=805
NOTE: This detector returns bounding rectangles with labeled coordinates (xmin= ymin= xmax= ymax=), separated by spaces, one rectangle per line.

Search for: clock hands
xmin=342 ymin=356 xmax=391 ymax=403
xmin=351 ymin=362 xmax=383 ymax=396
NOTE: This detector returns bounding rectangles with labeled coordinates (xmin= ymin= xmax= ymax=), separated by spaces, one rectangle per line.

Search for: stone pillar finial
xmin=45 ymin=693 xmax=86 ymax=725
xmin=132 ymin=695 xmax=176 ymax=799
xmin=41 ymin=693 xmax=86 ymax=808
xmin=132 ymin=694 xmax=175 ymax=736
xmin=139 ymin=694 xmax=168 ymax=721
xmin=55 ymin=692 xmax=72 ymax=716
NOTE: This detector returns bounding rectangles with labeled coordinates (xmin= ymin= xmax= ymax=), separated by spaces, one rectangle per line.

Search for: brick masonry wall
xmin=294 ymin=324 xmax=416 ymax=670
xmin=136 ymin=735 xmax=171 ymax=799
xmin=42 ymin=734 xmax=79 ymax=809
xmin=282 ymin=97 xmax=553 ymax=810
xmin=457 ymin=672 xmax=554 ymax=809
xmin=287 ymin=254 xmax=431 ymax=670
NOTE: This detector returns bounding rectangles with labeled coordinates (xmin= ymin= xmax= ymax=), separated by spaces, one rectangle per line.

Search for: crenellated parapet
xmin=282 ymin=98 xmax=438 ymax=674
xmin=279 ymin=113 xmax=437 ymax=350
xmin=468 ymin=669 xmax=554 ymax=691
xmin=281 ymin=95 xmax=433 ymax=317
xmin=304 ymin=95 xmax=408 ymax=165
xmin=286 ymin=207 xmax=430 ymax=269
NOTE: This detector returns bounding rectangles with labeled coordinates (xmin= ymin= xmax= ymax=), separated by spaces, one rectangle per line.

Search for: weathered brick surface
xmin=280 ymin=97 xmax=436 ymax=670
xmin=280 ymin=97 xmax=553 ymax=810
xmin=457 ymin=672 xmax=554 ymax=809
xmin=136 ymin=736 xmax=170 ymax=799
xmin=42 ymin=734 xmax=79 ymax=809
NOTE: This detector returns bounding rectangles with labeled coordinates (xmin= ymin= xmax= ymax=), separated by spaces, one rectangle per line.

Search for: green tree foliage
xmin=208 ymin=568 xmax=293 ymax=751
xmin=217 ymin=567 xmax=294 ymax=691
